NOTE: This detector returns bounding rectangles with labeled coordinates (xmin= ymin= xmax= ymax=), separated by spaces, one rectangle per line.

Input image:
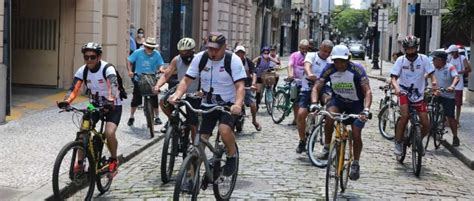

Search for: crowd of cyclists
xmin=55 ymin=27 xmax=471 ymax=199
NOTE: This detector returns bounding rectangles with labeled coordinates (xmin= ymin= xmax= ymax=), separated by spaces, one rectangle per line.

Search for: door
xmin=12 ymin=0 xmax=60 ymax=87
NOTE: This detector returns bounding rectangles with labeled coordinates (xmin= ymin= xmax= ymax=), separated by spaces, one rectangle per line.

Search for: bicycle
xmin=234 ymin=87 xmax=253 ymax=133
xmin=135 ymin=73 xmax=158 ymax=138
xmin=320 ymin=110 xmax=371 ymax=201
xmin=261 ymin=69 xmax=277 ymax=115
xmin=424 ymin=87 xmax=448 ymax=150
xmin=52 ymin=101 xmax=114 ymax=200
xmin=173 ymin=100 xmax=239 ymax=201
xmin=306 ymin=110 xmax=327 ymax=167
xmin=377 ymin=84 xmax=399 ymax=140
xmin=271 ymin=78 xmax=299 ymax=124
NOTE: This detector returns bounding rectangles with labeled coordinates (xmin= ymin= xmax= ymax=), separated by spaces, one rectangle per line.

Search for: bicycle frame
xmin=75 ymin=110 xmax=107 ymax=173
xmin=333 ymin=121 xmax=353 ymax=177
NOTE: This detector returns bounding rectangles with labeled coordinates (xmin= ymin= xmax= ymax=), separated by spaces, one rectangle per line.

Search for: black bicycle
xmin=424 ymin=88 xmax=448 ymax=150
xmin=306 ymin=110 xmax=327 ymax=167
xmin=378 ymin=84 xmax=399 ymax=140
xmin=173 ymin=100 xmax=239 ymax=201
xmin=52 ymin=101 xmax=113 ymax=200
xmin=136 ymin=73 xmax=158 ymax=138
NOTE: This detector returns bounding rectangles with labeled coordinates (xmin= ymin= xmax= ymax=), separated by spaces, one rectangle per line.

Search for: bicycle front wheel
xmin=271 ymin=91 xmax=288 ymax=124
xmin=325 ymin=143 xmax=339 ymax=201
xmin=52 ymin=141 xmax=95 ymax=200
xmin=96 ymin=141 xmax=112 ymax=194
xmin=412 ymin=125 xmax=423 ymax=177
xmin=307 ymin=123 xmax=327 ymax=168
xmin=433 ymin=106 xmax=445 ymax=149
xmin=144 ymin=98 xmax=155 ymax=138
xmin=213 ymin=144 xmax=239 ymax=200
xmin=378 ymin=104 xmax=396 ymax=140
xmin=264 ymin=87 xmax=273 ymax=115
xmin=161 ymin=125 xmax=179 ymax=183
xmin=173 ymin=153 xmax=201 ymax=201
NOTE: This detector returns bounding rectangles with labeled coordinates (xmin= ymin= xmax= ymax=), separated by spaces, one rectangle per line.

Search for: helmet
xmin=446 ymin=44 xmax=459 ymax=53
xmin=330 ymin=45 xmax=350 ymax=60
xmin=177 ymin=38 xmax=196 ymax=51
xmin=261 ymin=46 xmax=271 ymax=53
xmin=81 ymin=42 xmax=102 ymax=54
xmin=402 ymin=35 xmax=420 ymax=49
xmin=431 ymin=51 xmax=448 ymax=61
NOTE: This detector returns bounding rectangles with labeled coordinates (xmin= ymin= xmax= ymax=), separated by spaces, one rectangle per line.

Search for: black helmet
xmin=402 ymin=35 xmax=419 ymax=49
xmin=431 ymin=50 xmax=448 ymax=61
xmin=81 ymin=42 xmax=102 ymax=54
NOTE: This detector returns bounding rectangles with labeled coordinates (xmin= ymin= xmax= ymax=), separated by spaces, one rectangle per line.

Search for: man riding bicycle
xmin=310 ymin=44 xmax=372 ymax=181
xmin=390 ymin=35 xmax=438 ymax=156
xmin=168 ymin=32 xmax=246 ymax=176
xmin=127 ymin=37 xmax=165 ymax=126
xmin=287 ymin=39 xmax=310 ymax=126
xmin=59 ymin=42 xmax=121 ymax=176
xmin=295 ymin=40 xmax=333 ymax=154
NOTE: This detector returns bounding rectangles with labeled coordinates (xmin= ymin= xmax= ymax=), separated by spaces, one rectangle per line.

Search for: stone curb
xmin=441 ymin=138 xmax=474 ymax=170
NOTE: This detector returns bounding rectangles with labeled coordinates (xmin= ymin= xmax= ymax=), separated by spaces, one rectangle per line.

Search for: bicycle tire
xmin=271 ymin=91 xmax=288 ymax=124
xmin=52 ymin=141 xmax=95 ymax=200
xmin=433 ymin=106 xmax=445 ymax=149
xmin=339 ymin=140 xmax=350 ymax=193
xmin=307 ymin=123 xmax=327 ymax=168
xmin=213 ymin=144 xmax=239 ymax=200
xmin=395 ymin=118 xmax=407 ymax=163
xmin=412 ymin=124 xmax=423 ymax=177
xmin=264 ymin=87 xmax=273 ymax=115
xmin=378 ymin=104 xmax=396 ymax=140
xmin=144 ymin=98 xmax=155 ymax=138
xmin=173 ymin=153 xmax=201 ymax=201
xmin=161 ymin=126 xmax=179 ymax=183
xmin=325 ymin=143 xmax=339 ymax=201
xmin=95 ymin=139 xmax=112 ymax=194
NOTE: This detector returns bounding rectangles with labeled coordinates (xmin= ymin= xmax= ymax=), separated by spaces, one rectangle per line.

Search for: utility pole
xmin=378 ymin=8 xmax=388 ymax=76
xmin=372 ymin=3 xmax=380 ymax=69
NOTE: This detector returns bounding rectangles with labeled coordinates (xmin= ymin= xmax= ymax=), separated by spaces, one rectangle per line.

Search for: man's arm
xmin=127 ymin=61 xmax=134 ymax=78
xmin=463 ymin=57 xmax=472 ymax=74
xmin=155 ymin=57 xmax=177 ymax=90
xmin=361 ymin=82 xmax=372 ymax=110
xmin=174 ymin=76 xmax=193 ymax=98
xmin=234 ymin=80 xmax=245 ymax=106
xmin=311 ymin=79 xmax=324 ymax=104
xmin=64 ymin=77 xmax=83 ymax=103
xmin=390 ymin=76 xmax=400 ymax=95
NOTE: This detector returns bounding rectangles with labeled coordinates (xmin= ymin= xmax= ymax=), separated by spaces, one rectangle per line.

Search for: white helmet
xmin=331 ymin=45 xmax=350 ymax=60
xmin=446 ymin=44 xmax=459 ymax=53
xmin=177 ymin=38 xmax=196 ymax=51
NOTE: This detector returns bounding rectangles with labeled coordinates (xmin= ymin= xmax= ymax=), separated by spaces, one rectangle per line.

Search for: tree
xmin=331 ymin=6 xmax=370 ymax=40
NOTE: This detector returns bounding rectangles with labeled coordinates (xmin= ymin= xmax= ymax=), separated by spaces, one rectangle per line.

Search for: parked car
xmin=349 ymin=44 xmax=365 ymax=59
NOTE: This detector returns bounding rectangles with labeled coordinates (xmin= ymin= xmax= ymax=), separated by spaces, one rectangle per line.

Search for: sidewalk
xmin=361 ymin=58 xmax=474 ymax=170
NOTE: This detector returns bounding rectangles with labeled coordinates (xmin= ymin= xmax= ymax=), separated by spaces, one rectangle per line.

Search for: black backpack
xmin=83 ymin=63 xmax=128 ymax=100
xmin=198 ymin=51 xmax=233 ymax=79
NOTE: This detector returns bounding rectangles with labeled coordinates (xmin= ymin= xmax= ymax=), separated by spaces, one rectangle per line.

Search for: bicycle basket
xmin=262 ymin=71 xmax=276 ymax=86
xmin=138 ymin=74 xmax=157 ymax=96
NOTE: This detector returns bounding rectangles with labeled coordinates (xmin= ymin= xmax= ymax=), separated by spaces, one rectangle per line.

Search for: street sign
xmin=378 ymin=9 xmax=388 ymax=32
xmin=368 ymin=21 xmax=376 ymax=27
xmin=420 ymin=0 xmax=440 ymax=16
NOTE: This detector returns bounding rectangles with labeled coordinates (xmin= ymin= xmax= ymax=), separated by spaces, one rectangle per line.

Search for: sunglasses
xmin=84 ymin=55 xmax=97 ymax=61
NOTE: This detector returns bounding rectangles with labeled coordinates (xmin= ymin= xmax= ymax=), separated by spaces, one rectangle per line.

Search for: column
xmin=74 ymin=0 xmax=103 ymax=70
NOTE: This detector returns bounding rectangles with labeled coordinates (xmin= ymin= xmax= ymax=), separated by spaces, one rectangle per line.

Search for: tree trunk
xmin=466 ymin=26 xmax=474 ymax=104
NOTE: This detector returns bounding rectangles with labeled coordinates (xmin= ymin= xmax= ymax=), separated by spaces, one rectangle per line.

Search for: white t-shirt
xmin=186 ymin=51 xmax=247 ymax=106
xmin=302 ymin=52 xmax=332 ymax=91
xmin=433 ymin=63 xmax=458 ymax=99
xmin=447 ymin=55 xmax=466 ymax=90
xmin=74 ymin=61 xmax=122 ymax=105
xmin=390 ymin=54 xmax=434 ymax=102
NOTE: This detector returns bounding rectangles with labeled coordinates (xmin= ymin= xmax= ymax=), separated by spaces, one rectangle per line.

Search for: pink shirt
xmin=289 ymin=51 xmax=305 ymax=79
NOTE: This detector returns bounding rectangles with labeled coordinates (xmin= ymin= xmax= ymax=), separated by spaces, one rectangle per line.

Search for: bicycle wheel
xmin=339 ymin=140 xmax=350 ymax=193
xmin=173 ymin=152 xmax=201 ymax=201
xmin=213 ymin=144 xmax=239 ymax=200
xmin=271 ymin=91 xmax=288 ymax=124
xmin=264 ymin=87 xmax=273 ymax=115
xmin=325 ymin=143 xmax=339 ymax=201
xmin=395 ymin=118 xmax=407 ymax=163
xmin=161 ymin=125 xmax=179 ymax=183
xmin=95 ymin=138 xmax=112 ymax=194
xmin=433 ymin=106 xmax=445 ymax=149
xmin=307 ymin=123 xmax=327 ymax=168
xmin=144 ymin=98 xmax=155 ymax=138
xmin=52 ymin=141 xmax=95 ymax=200
xmin=411 ymin=124 xmax=423 ymax=177
xmin=378 ymin=104 xmax=396 ymax=140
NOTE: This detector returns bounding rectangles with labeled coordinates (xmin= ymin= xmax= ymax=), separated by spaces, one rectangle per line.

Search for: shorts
xmin=199 ymin=106 xmax=236 ymax=135
xmin=131 ymin=81 xmax=159 ymax=108
xmin=399 ymin=95 xmax=427 ymax=113
xmin=244 ymin=89 xmax=256 ymax=106
xmin=91 ymin=105 xmax=122 ymax=126
xmin=439 ymin=97 xmax=455 ymax=118
xmin=184 ymin=97 xmax=201 ymax=126
xmin=327 ymin=97 xmax=365 ymax=128
xmin=455 ymin=90 xmax=463 ymax=106
xmin=297 ymin=86 xmax=332 ymax=109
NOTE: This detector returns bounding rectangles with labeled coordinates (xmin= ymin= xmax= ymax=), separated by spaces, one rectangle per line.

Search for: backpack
xmin=198 ymin=51 xmax=233 ymax=79
xmin=83 ymin=63 xmax=128 ymax=100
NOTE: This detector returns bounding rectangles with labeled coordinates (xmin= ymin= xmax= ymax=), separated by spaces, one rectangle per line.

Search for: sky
xmin=335 ymin=0 xmax=362 ymax=9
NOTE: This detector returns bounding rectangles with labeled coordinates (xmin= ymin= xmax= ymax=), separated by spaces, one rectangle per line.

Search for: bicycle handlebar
xmin=178 ymin=99 xmax=230 ymax=115
xmin=317 ymin=110 xmax=372 ymax=121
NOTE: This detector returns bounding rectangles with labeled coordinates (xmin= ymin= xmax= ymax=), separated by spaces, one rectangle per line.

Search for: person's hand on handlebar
xmin=360 ymin=109 xmax=370 ymax=122
xmin=307 ymin=74 xmax=317 ymax=82
xmin=57 ymin=101 xmax=70 ymax=110
xmin=250 ymin=84 xmax=257 ymax=92
xmin=103 ymin=100 xmax=115 ymax=112
xmin=230 ymin=104 xmax=242 ymax=115
xmin=309 ymin=103 xmax=321 ymax=113
xmin=167 ymin=93 xmax=180 ymax=105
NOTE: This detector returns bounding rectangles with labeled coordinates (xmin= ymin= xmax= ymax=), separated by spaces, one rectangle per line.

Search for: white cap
xmin=446 ymin=44 xmax=459 ymax=53
xmin=331 ymin=45 xmax=350 ymax=60
xmin=234 ymin=45 xmax=246 ymax=53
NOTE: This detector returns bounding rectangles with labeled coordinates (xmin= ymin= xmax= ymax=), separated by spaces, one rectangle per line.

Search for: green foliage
xmin=389 ymin=9 xmax=398 ymax=24
xmin=442 ymin=0 xmax=474 ymax=40
xmin=331 ymin=6 xmax=370 ymax=39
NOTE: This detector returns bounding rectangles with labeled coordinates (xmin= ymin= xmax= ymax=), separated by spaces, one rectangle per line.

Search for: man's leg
xmin=455 ymin=90 xmax=463 ymax=127
xmin=418 ymin=112 xmax=430 ymax=139
xmin=128 ymin=85 xmax=141 ymax=126
xmin=152 ymin=95 xmax=162 ymax=125
xmin=316 ymin=105 xmax=338 ymax=159
xmin=219 ymin=121 xmax=238 ymax=176
xmin=442 ymin=97 xmax=459 ymax=146
xmin=350 ymin=124 xmax=363 ymax=180
xmin=296 ymin=107 xmax=308 ymax=153
xmin=245 ymin=89 xmax=261 ymax=130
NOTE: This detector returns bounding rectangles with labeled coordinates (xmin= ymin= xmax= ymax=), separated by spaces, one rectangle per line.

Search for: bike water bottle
xmin=290 ymin=82 xmax=298 ymax=101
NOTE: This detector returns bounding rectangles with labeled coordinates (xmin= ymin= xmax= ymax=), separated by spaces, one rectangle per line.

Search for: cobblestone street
xmin=79 ymin=77 xmax=474 ymax=200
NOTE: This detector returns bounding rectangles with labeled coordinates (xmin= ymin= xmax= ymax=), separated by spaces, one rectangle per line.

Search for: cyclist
xmin=310 ymin=44 xmax=372 ymax=180
xmin=446 ymin=44 xmax=471 ymax=128
xmin=59 ymin=42 xmax=121 ymax=176
xmin=295 ymin=40 xmax=333 ymax=153
xmin=235 ymin=45 xmax=262 ymax=131
xmin=168 ymin=32 xmax=246 ymax=176
xmin=432 ymin=51 xmax=460 ymax=146
xmin=127 ymin=37 xmax=165 ymax=126
xmin=154 ymin=37 xmax=201 ymax=135
xmin=253 ymin=46 xmax=280 ymax=110
xmin=287 ymin=39 xmax=310 ymax=126
xmin=269 ymin=45 xmax=281 ymax=91
xmin=390 ymin=35 xmax=438 ymax=156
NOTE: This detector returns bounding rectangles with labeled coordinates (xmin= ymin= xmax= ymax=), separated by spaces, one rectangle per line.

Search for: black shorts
xmin=184 ymin=97 xmax=201 ymax=126
xmin=199 ymin=106 xmax=236 ymax=135
xmin=131 ymin=81 xmax=159 ymax=108
xmin=439 ymin=97 xmax=455 ymax=118
xmin=91 ymin=105 xmax=122 ymax=126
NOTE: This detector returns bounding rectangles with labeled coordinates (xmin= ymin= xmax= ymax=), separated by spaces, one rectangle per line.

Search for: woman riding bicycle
xmin=252 ymin=46 xmax=280 ymax=110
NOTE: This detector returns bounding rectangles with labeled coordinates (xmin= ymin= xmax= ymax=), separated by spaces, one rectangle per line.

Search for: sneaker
xmin=161 ymin=121 xmax=169 ymax=133
xmin=296 ymin=140 xmax=306 ymax=154
xmin=73 ymin=161 xmax=83 ymax=174
xmin=349 ymin=163 xmax=360 ymax=181
xmin=127 ymin=117 xmax=134 ymax=126
xmin=453 ymin=136 xmax=460 ymax=147
xmin=223 ymin=156 xmax=237 ymax=177
xmin=181 ymin=178 xmax=194 ymax=193
xmin=394 ymin=141 xmax=403 ymax=156
xmin=316 ymin=147 xmax=329 ymax=160
xmin=154 ymin=117 xmax=162 ymax=125
xmin=108 ymin=158 xmax=118 ymax=178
